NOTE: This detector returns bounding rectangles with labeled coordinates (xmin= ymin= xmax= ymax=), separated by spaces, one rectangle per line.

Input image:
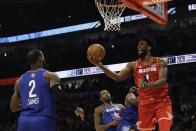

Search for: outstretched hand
xmin=74 ymin=106 xmax=85 ymax=121
xmin=87 ymin=56 xmax=102 ymax=66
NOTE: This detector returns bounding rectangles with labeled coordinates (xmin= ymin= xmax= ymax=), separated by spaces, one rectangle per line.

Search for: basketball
xmin=87 ymin=44 xmax=105 ymax=61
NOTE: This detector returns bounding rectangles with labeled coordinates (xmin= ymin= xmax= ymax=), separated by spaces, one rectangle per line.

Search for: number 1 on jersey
xmin=29 ymin=80 xmax=37 ymax=98
xmin=144 ymin=74 xmax=150 ymax=82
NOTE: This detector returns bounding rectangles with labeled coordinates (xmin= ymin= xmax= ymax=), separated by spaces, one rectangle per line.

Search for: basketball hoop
xmin=136 ymin=0 xmax=172 ymax=6
xmin=96 ymin=0 xmax=171 ymax=31
xmin=95 ymin=0 xmax=126 ymax=31
xmin=121 ymin=0 xmax=171 ymax=24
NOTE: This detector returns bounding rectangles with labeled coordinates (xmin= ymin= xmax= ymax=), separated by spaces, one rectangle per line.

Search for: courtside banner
xmin=0 ymin=53 xmax=196 ymax=86
xmin=56 ymin=53 xmax=196 ymax=78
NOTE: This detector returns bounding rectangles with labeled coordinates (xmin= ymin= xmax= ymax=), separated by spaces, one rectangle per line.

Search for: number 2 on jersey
xmin=29 ymin=80 xmax=37 ymax=98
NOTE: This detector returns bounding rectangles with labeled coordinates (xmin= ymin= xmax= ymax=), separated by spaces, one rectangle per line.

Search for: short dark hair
xmin=26 ymin=49 xmax=42 ymax=65
xmin=139 ymin=37 xmax=154 ymax=48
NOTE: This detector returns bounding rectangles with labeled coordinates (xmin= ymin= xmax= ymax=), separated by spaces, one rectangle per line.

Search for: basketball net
xmin=95 ymin=0 xmax=125 ymax=31
xmin=96 ymin=0 xmax=171 ymax=31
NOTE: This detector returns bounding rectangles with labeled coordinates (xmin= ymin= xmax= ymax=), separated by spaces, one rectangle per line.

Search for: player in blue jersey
xmin=94 ymin=90 xmax=124 ymax=131
xmin=117 ymin=87 xmax=138 ymax=131
xmin=74 ymin=89 xmax=138 ymax=131
xmin=10 ymin=49 xmax=60 ymax=131
xmin=94 ymin=89 xmax=138 ymax=131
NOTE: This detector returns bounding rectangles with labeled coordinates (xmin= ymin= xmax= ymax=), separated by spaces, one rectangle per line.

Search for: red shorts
xmin=137 ymin=96 xmax=173 ymax=131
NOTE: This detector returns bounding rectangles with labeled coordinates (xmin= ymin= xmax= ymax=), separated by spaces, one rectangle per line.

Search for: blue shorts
xmin=17 ymin=116 xmax=55 ymax=131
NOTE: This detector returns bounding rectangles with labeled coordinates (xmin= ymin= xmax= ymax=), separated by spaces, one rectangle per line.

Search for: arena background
xmin=0 ymin=0 xmax=196 ymax=131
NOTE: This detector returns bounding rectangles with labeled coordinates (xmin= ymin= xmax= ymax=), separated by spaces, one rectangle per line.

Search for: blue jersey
xmin=117 ymin=105 xmax=138 ymax=131
xmin=19 ymin=69 xmax=55 ymax=118
xmin=121 ymin=105 xmax=138 ymax=125
xmin=100 ymin=104 xmax=122 ymax=131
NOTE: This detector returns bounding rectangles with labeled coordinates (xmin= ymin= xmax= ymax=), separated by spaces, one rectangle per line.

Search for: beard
xmin=42 ymin=60 xmax=47 ymax=69
xmin=138 ymin=50 xmax=147 ymax=58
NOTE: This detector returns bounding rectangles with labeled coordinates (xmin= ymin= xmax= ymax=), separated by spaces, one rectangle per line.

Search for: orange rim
xmin=96 ymin=2 xmax=125 ymax=8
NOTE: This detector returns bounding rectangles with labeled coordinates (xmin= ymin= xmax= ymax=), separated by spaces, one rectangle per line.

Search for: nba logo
xmin=31 ymin=73 xmax=36 ymax=79
xmin=83 ymin=68 xmax=90 ymax=75
xmin=177 ymin=56 xmax=185 ymax=63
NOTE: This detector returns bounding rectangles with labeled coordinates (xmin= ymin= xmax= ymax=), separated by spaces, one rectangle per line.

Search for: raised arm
xmin=88 ymin=56 xmax=135 ymax=81
xmin=10 ymin=79 xmax=22 ymax=112
xmin=94 ymin=107 xmax=121 ymax=131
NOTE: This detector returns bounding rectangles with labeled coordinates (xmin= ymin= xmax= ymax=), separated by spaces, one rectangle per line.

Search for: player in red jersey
xmin=88 ymin=37 xmax=173 ymax=131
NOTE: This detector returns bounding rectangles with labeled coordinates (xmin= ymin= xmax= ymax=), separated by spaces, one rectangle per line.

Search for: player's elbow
xmin=161 ymin=78 xmax=167 ymax=84
xmin=10 ymin=106 xmax=21 ymax=112
xmin=10 ymin=104 xmax=17 ymax=112
xmin=10 ymin=102 xmax=21 ymax=112
xmin=10 ymin=109 xmax=17 ymax=112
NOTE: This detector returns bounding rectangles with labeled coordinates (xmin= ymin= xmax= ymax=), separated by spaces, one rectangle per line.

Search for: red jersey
xmin=134 ymin=57 xmax=169 ymax=100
